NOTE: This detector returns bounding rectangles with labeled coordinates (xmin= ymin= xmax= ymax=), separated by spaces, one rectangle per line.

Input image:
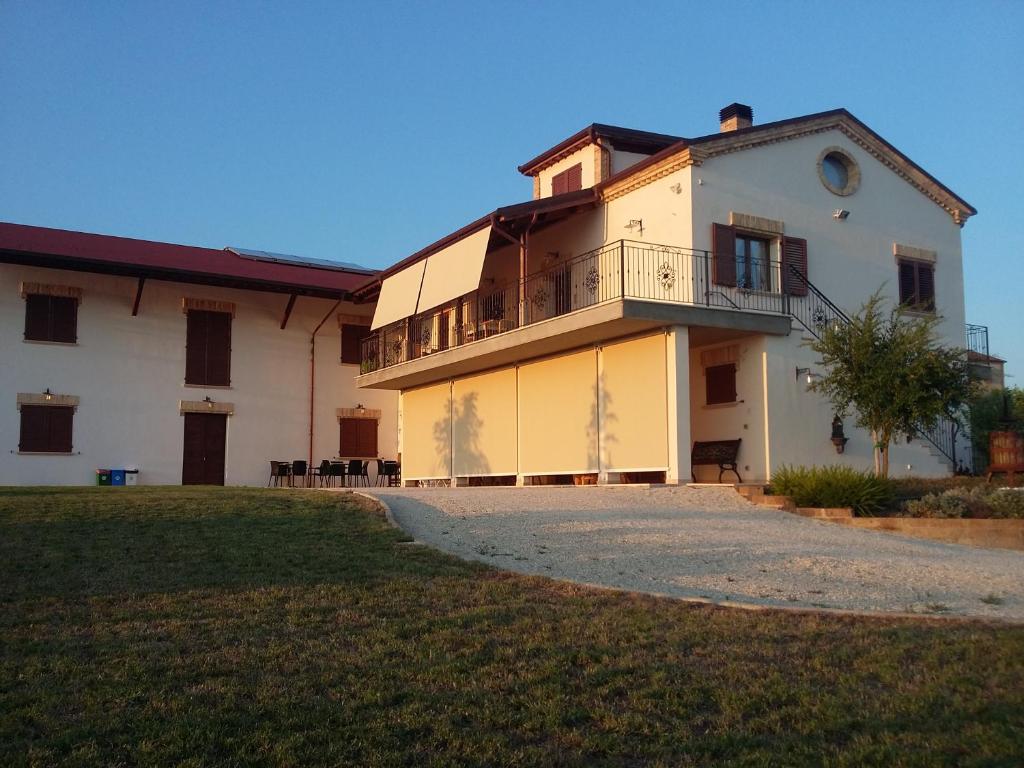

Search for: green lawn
xmin=1 ymin=488 xmax=1022 ymax=767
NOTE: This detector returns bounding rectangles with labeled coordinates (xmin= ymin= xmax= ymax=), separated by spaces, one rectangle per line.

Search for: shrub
xmin=769 ymin=465 xmax=894 ymax=516
xmin=901 ymin=486 xmax=1024 ymax=519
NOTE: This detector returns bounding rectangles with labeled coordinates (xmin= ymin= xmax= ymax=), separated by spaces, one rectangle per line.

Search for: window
xmin=19 ymin=405 xmax=74 ymax=453
xmin=340 ymin=323 xmax=371 ymax=365
xmin=735 ymin=235 xmax=772 ymax=291
xmin=706 ymin=363 xmax=737 ymax=406
xmin=816 ymin=147 xmax=860 ymax=196
xmin=340 ymin=417 xmax=378 ymax=457
xmin=898 ymin=260 xmax=935 ymax=312
xmin=185 ymin=310 xmax=232 ymax=386
xmin=551 ymin=163 xmax=583 ymax=195
xmin=24 ymin=294 xmax=78 ymax=343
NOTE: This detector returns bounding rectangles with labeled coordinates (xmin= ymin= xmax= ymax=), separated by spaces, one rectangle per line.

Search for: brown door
xmin=182 ymin=413 xmax=227 ymax=485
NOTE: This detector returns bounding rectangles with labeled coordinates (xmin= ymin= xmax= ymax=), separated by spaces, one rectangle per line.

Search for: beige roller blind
xmin=371 ymin=260 xmax=426 ymax=330
xmin=401 ymin=381 xmax=452 ymax=479
xmin=417 ymin=226 xmax=491 ymax=315
xmin=518 ymin=349 xmax=598 ymax=474
xmin=452 ymin=367 xmax=517 ymax=476
xmin=601 ymin=334 xmax=668 ymax=471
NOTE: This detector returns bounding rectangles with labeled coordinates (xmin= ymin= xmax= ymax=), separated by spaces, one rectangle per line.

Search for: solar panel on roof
xmin=226 ymin=247 xmax=375 ymax=274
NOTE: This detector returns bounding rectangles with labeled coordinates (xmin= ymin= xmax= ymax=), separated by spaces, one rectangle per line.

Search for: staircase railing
xmin=785 ymin=265 xmax=968 ymax=470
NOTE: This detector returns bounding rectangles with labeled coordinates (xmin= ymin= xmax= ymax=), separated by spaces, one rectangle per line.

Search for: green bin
xmin=96 ymin=469 xmax=112 ymax=486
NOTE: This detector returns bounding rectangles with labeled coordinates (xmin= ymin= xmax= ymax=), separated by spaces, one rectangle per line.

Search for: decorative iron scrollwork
xmin=584 ymin=267 xmax=601 ymax=294
xmin=657 ymin=262 xmax=677 ymax=291
xmin=812 ymin=306 xmax=828 ymax=328
xmin=531 ymin=286 xmax=549 ymax=308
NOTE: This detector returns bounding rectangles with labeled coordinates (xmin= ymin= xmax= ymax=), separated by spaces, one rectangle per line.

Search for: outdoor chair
xmin=375 ymin=459 xmax=387 ymax=486
xmin=383 ymin=460 xmax=401 ymax=487
xmin=347 ymin=459 xmax=368 ymax=487
xmin=312 ymin=459 xmax=331 ymax=487
xmin=291 ymin=460 xmax=308 ymax=487
xmin=327 ymin=461 xmax=346 ymax=488
xmin=268 ymin=460 xmax=291 ymax=487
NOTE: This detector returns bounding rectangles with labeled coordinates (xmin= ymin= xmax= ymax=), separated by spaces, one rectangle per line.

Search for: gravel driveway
xmin=370 ymin=485 xmax=1024 ymax=621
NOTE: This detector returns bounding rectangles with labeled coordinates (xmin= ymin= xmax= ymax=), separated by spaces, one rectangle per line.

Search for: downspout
xmin=309 ymin=298 xmax=342 ymax=470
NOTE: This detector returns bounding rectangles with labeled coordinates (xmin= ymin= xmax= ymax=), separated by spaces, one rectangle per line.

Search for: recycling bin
xmin=110 ymin=469 xmax=126 ymax=486
xmin=96 ymin=469 xmax=111 ymax=486
xmin=125 ymin=468 xmax=139 ymax=486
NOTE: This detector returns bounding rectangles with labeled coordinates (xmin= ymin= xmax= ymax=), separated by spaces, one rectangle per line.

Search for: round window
xmin=817 ymin=147 xmax=860 ymax=196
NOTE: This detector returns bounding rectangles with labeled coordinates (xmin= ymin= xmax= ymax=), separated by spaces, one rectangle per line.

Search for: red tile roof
xmin=0 ymin=222 xmax=376 ymax=299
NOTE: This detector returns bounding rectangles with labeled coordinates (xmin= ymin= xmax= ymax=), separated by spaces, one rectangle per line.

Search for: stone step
xmin=791 ymin=507 xmax=854 ymax=519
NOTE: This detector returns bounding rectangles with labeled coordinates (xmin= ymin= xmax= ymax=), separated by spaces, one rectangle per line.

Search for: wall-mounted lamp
xmin=203 ymin=396 xmax=214 ymax=409
xmin=795 ymin=367 xmax=822 ymax=386
xmin=625 ymin=219 xmax=644 ymax=235
xmin=43 ymin=388 xmax=53 ymax=401
xmin=831 ymin=416 xmax=849 ymax=454
xmin=669 ymin=183 xmax=683 ymax=194
xmin=832 ymin=209 xmax=850 ymax=220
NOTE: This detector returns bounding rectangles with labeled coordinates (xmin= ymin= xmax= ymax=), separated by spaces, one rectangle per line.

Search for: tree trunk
xmin=871 ymin=430 xmax=881 ymax=476
xmin=879 ymin=430 xmax=891 ymax=479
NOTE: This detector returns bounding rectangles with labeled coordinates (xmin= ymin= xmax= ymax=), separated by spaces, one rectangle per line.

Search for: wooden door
xmin=182 ymin=413 xmax=227 ymax=485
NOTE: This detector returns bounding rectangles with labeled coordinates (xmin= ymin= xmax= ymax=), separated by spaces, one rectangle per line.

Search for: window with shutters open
xmin=19 ymin=405 xmax=74 ymax=453
xmin=711 ymin=223 xmax=808 ymax=295
xmin=551 ymin=163 xmax=583 ymax=196
xmin=340 ymin=323 xmax=371 ymax=365
xmin=705 ymin=363 xmax=737 ymax=406
xmin=339 ymin=417 xmax=379 ymax=458
xmin=897 ymin=260 xmax=935 ymax=312
xmin=185 ymin=310 xmax=232 ymax=386
xmin=24 ymin=294 xmax=78 ymax=343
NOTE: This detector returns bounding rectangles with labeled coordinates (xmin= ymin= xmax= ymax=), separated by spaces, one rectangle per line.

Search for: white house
xmin=0 ymin=223 xmax=398 ymax=486
xmin=356 ymin=104 xmax=980 ymax=485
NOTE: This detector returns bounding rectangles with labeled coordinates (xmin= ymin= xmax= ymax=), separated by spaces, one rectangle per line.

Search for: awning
xmin=416 ymin=225 xmax=491 ymax=315
xmin=370 ymin=260 xmax=426 ymax=330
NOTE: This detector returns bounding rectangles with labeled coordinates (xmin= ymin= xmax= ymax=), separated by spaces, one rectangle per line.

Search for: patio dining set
xmin=268 ymin=458 xmax=401 ymax=488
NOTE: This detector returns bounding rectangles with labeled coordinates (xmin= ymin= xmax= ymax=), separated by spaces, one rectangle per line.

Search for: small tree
xmin=808 ymin=292 xmax=974 ymax=477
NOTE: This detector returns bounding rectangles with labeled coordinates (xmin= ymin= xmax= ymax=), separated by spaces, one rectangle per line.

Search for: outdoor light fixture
xmin=795 ymin=367 xmax=821 ymax=385
xmin=203 ymin=396 xmax=214 ymax=409
xmin=831 ymin=416 xmax=849 ymax=454
xmin=625 ymin=219 xmax=644 ymax=235
xmin=43 ymin=388 xmax=53 ymax=401
xmin=832 ymin=209 xmax=850 ymax=220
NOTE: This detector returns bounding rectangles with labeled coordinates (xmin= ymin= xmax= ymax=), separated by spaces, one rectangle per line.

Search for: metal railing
xmin=965 ymin=323 xmax=989 ymax=358
xmin=359 ymin=240 xmax=804 ymax=373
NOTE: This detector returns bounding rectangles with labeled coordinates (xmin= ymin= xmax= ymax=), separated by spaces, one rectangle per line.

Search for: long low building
xmin=0 ymin=223 xmax=398 ymax=486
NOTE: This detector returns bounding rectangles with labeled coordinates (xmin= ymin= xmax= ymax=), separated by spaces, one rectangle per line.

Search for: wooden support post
xmin=131 ymin=277 xmax=146 ymax=316
xmin=280 ymin=294 xmax=297 ymax=330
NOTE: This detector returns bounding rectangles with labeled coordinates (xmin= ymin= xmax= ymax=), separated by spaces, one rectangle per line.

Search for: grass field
xmin=1 ymin=487 xmax=1022 ymax=767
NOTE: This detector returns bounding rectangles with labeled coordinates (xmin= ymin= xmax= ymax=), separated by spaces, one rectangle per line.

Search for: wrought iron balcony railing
xmin=359 ymin=239 xmax=806 ymax=373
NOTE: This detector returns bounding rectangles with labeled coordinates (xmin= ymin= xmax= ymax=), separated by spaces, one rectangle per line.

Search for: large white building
xmin=356 ymin=104 xmax=980 ymax=485
xmin=1 ymin=103 xmax=986 ymax=487
xmin=0 ymin=224 xmax=398 ymax=486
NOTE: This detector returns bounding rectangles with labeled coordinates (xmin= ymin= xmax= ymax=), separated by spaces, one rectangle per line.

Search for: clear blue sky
xmin=2 ymin=1 xmax=1022 ymax=380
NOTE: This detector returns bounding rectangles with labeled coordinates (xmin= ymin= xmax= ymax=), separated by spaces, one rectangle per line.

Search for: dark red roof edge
xmin=517 ymin=123 xmax=684 ymax=175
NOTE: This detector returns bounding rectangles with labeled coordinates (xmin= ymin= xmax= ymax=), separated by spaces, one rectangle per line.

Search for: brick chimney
xmin=719 ymin=103 xmax=753 ymax=132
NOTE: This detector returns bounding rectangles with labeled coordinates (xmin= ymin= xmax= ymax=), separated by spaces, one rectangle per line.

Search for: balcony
xmin=358 ymin=239 xmax=815 ymax=387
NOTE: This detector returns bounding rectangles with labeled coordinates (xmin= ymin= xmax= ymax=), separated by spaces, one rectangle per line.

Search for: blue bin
xmin=110 ymin=469 xmax=126 ymax=486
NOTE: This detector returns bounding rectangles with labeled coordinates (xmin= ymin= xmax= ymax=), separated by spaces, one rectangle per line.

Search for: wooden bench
xmin=691 ymin=439 xmax=742 ymax=483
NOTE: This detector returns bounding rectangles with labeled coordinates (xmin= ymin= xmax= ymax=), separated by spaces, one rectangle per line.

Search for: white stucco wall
xmin=0 ymin=264 xmax=398 ymax=486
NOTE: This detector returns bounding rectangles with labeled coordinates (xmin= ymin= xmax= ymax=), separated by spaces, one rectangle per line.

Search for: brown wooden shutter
xmin=898 ymin=261 xmax=917 ymax=306
xmin=185 ymin=310 xmax=206 ymax=384
xmin=781 ymin=236 xmax=809 ymax=296
xmin=50 ymin=297 xmax=78 ymax=342
xmin=358 ymin=419 xmax=378 ymax=457
xmin=917 ymin=263 xmax=935 ymax=311
xmin=340 ymin=417 xmax=379 ymax=457
xmin=552 ymin=169 xmax=568 ymax=196
xmin=24 ymin=295 xmax=50 ymax=341
xmin=48 ymin=407 xmax=74 ymax=453
xmin=19 ymin=405 xmax=47 ymax=451
xmin=565 ymin=163 xmax=582 ymax=192
xmin=705 ymin=364 xmax=737 ymax=405
xmin=341 ymin=324 xmax=370 ymax=365
xmin=19 ymin=405 xmax=73 ymax=452
xmin=205 ymin=311 xmax=232 ymax=386
xmin=712 ymin=224 xmax=737 ymax=287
